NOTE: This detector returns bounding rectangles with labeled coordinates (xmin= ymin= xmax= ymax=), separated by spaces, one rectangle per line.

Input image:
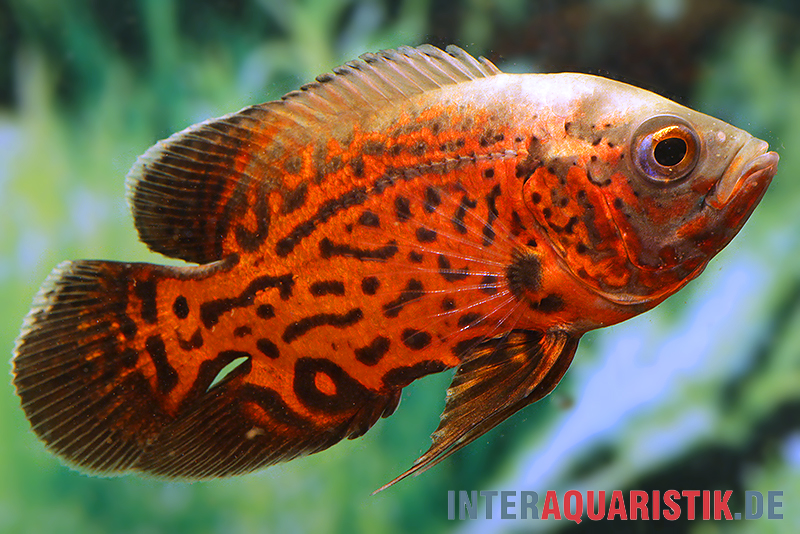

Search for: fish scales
xmin=12 ymin=45 xmax=778 ymax=489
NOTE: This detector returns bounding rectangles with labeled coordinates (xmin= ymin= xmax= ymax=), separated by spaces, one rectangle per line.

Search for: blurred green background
xmin=1 ymin=0 xmax=799 ymax=532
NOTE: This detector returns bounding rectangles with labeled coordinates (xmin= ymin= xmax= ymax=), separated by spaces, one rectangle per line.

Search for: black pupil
xmin=653 ymin=137 xmax=688 ymax=167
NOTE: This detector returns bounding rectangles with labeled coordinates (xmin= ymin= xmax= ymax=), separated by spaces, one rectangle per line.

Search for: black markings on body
xmin=234 ymin=326 xmax=252 ymax=338
xmin=241 ymin=383 xmax=309 ymax=427
xmin=441 ymin=297 xmax=456 ymax=311
xmin=531 ymin=294 xmax=565 ymax=313
xmin=383 ymin=279 xmax=424 ymax=318
xmin=401 ymin=328 xmax=432 ymax=350
xmin=457 ymin=313 xmax=482 ymax=328
xmin=395 ymin=196 xmax=411 ymax=221
xmin=361 ymin=276 xmax=380 ymax=295
xmin=354 ymin=336 xmax=391 ymax=366
xmin=282 ymin=308 xmax=363 ymax=343
xmin=134 ymin=279 xmax=158 ymax=324
xmin=173 ymin=295 xmax=189 ymax=319
xmin=235 ymin=194 xmax=270 ymax=252
xmin=358 ymin=211 xmax=380 ymax=227
xmin=183 ymin=350 xmax=253 ymax=404
xmin=177 ymin=328 xmax=204 ymax=350
xmin=408 ymin=250 xmax=423 ymax=263
xmin=276 ymin=187 xmax=368 ymax=256
xmin=309 ymin=280 xmax=346 ymax=297
xmin=481 ymin=274 xmax=498 ymax=295
xmin=452 ymin=195 xmax=477 ymax=234
xmin=506 ymin=251 xmax=542 ymax=299
xmin=257 ymin=304 xmax=275 ymax=319
xmin=145 ymin=335 xmax=178 ymax=393
xmin=483 ymin=184 xmax=501 ymax=246
xmin=424 ymin=187 xmax=441 ymax=213
xmin=256 ymin=338 xmax=280 ymax=359
xmin=351 ymin=155 xmax=365 ymax=177
xmin=382 ymin=360 xmax=447 ymax=388
xmin=416 ymin=227 xmax=437 ymax=243
xmin=319 ymin=238 xmax=399 ymax=261
xmin=437 ymin=254 xmax=469 ymax=282
xmin=281 ymin=183 xmax=308 ymax=214
xmin=293 ymin=358 xmax=375 ymax=413
xmin=201 ymin=274 xmax=294 ymax=329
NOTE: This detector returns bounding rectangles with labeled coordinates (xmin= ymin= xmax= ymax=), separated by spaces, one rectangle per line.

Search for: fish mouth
xmin=706 ymin=137 xmax=779 ymax=209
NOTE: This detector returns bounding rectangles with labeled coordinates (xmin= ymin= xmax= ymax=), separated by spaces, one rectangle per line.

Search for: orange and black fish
xmin=12 ymin=45 xmax=778 ymax=491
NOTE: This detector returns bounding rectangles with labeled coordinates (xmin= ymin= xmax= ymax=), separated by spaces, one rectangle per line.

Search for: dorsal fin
xmin=126 ymin=45 xmax=501 ymax=264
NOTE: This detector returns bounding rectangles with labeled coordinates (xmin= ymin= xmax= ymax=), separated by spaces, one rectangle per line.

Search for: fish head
xmin=519 ymin=74 xmax=779 ymax=306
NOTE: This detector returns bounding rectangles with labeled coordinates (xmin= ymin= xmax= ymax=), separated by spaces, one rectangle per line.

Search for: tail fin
xmin=13 ymin=260 xmax=399 ymax=478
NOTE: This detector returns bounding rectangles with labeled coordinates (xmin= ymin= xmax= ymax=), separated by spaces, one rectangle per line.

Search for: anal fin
xmin=375 ymin=330 xmax=579 ymax=493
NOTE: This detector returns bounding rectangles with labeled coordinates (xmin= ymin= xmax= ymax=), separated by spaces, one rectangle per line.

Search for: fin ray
xmin=375 ymin=330 xmax=579 ymax=493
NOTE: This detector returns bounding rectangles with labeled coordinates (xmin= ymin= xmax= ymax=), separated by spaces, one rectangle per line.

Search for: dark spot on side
xmin=576 ymin=243 xmax=588 ymax=254
xmin=531 ymin=294 xmax=565 ymax=313
xmin=401 ymin=328 xmax=432 ymax=350
xmin=358 ymin=211 xmax=380 ymax=227
xmin=506 ymin=251 xmax=542 ymax=299
xmin=256 ymin=338 xmax=280 ymax=359
xmin=351 ymin=155 xmax=365 ymax=177
xmin=282 ymin=183 xmax=308 ymax=214
xmin=293 ymin=358 xmax=376 ymax=413
xmin=134 ymin=279 xmax=157 ymax=324
xmin=361 ymin=276 xmax=380 ymax=295
xmin=408 ymin=250 xmax=424 ymax=263
xmin=483 ymin=184 xmax=501 ymax=247
xmin=309 ymin=280 xmax=346 ymax=297
xmin=483 ymin=168 xmax=495 ymax=179
xmin=613 ymin=197 xmax=624 ymax=209
xmin=480 ymin=274 xmax=498 ymax=294
xmin=441 ymin=298 xmax=456 ymax=311
xmin=234 ymin=326 xmax=252 ymax=338
xmin=282 ymin=308 xmax=363 ymax=343
xmin=145 ymin=335 xmax=178 ymax=394
xmin=531 ymin=192 xmax=541 ymax=204
xmin=416 ymin=227 xmax=437 ymax=243
xmin=452 ymin=195 xmax=477 ymax=234
xmin=395 ymin=196 xmax=411 ymax=221
xmin=354 ymin=336 xmax=391 ymax=366
xmin=527 ymin=238 xmax=537 ymax=248
xmin=257 ymin=304 xmax=275 ymax=319
xmin=319 ymin=238 xmax=398 ymax=261
xmin=543 ymin=207 xmax=552 ymax=219
xmin=510 ymin=211 xmax=526 ymax=236
xmin=424 ymin=186 xmax=441 ymax=213
xmin=173 ymin=295 xmax=189 ymax=319
xmin=457 ymin=313 xmax=482 ymax=328
xmin=382 ymin=360 xmax=448 ymax=388
xmin=437 ymin=254 xmax=469 ymax=282
xmin=276 ymin=187 xmax=368 ymax=256
xmin=201 ymin=274 xmax=294 ymax=328
xmin=178 ymin=328 xmax=204 ymax=350
xmin=383 ymin=279 xmax=424 ymax=318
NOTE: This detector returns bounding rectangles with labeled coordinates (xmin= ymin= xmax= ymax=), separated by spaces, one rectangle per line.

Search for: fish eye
xmin=632 ymin=116 xmax=700 ymax=183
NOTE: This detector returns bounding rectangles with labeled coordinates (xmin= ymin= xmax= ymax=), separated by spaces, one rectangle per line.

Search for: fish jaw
xmin=705 ymin=137 xmax=778 ymax=210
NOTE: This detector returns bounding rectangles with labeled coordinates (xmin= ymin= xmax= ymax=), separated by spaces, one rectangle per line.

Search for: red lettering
xmin=563 ymin=491 xmax=583 ymax=524
xmin=702 ymin=490 xmax=710 ymax=520
xmin=714 ymin=490 xmax=733 ymax=520
xmin=607 ymin=490 xmax=628 ymax=520
xmin=682 ymin=490 xmax=701 ymax=520
xmin=587 ymin=491 xmax=605 ymax=521
xmin=653 ymin=490 xmax=661 ymax=520
xmin=630 ymin=490 xmax=649 ymax=520
xmin=663 ymin=490 xmax=681 ymax=520
xmin=542 ymin=491 xmax=561 ymax=520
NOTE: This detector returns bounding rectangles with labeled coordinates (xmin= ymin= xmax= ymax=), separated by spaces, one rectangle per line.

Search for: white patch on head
xmin=716 ymin=131 xmax=727 ymax=143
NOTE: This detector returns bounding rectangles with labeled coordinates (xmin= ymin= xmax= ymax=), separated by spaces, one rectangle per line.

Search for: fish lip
xmin=706 ymin=137 xmax=779 ymax=209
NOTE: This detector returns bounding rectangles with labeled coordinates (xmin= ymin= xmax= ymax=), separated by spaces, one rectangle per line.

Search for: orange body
xmin=12 ymin=45 xmax=777 ymax=488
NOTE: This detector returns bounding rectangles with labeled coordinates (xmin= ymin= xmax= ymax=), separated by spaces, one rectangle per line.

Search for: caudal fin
xmin=13 ymin=260 xmax=399 ymax=478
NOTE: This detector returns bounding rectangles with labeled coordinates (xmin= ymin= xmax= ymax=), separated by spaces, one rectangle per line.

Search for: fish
xmin=12 ymin=44 xmax=778 ymax=492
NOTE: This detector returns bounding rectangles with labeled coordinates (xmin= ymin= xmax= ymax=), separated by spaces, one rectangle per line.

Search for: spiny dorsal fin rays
xmin=374 ymin=330 xmax=579 ymax=494
xmin=125 ymin=45 xmax=502 ymax=265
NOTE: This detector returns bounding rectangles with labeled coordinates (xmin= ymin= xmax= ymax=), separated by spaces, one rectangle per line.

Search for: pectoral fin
xmin=375 ymin=329 xmax=579 ymax=493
